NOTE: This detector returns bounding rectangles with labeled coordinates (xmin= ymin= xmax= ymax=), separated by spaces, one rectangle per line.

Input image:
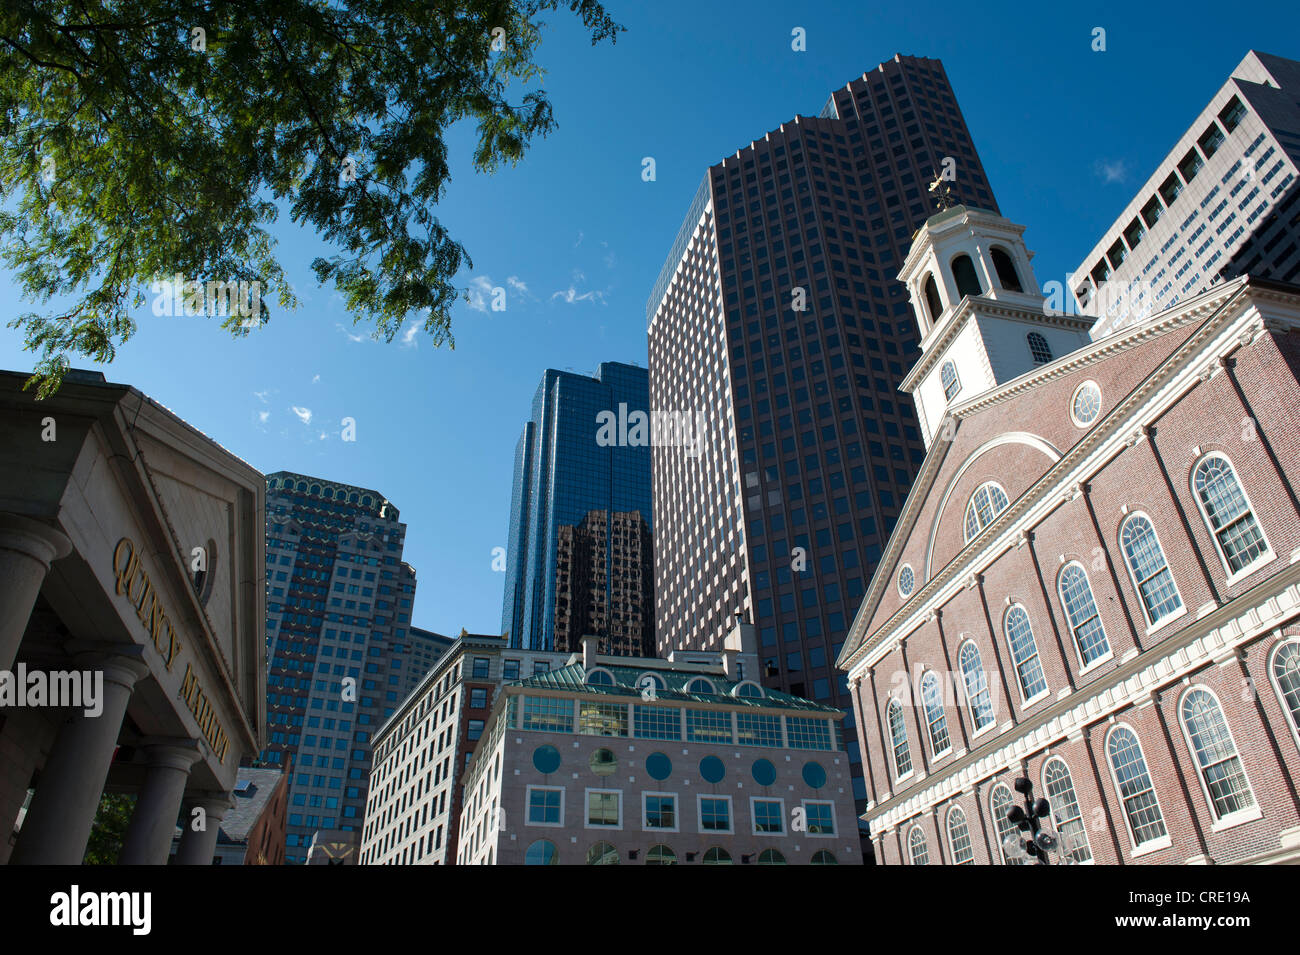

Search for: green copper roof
xmin=507 ymin=663 xmax=840 ymax=714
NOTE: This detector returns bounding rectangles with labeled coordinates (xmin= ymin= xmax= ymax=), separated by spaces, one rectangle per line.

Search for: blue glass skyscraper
xmin=500 ymin=362 xmax=653 ymax=652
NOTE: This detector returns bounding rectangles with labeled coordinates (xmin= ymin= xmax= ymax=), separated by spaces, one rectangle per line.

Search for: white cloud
xmin=1094 ymin=159 xmax=1128 ymax=184
xmin=258 ymin=410 xmax=270 ymax=424
xmin=400 ymin=322 xmax=420 ymax=348
xmin=507 ymin=275 xmax=528 ymax=294
xmin=253 ymin=389 xmax=271 ymax=403
xmin=291 ymin=406 xmax=313 ymax=425
xmin=311 ymin=374 xmax=320 ymax=384
xmin=467 ymin=275 xmax=495 ymax=313
xmin=574 ymin=231 xmax=584 ymax=248
xmin=334 ymin=322 xmax=368 ymax=343
xmin=551 ymin=285 xmax=608 ymax=305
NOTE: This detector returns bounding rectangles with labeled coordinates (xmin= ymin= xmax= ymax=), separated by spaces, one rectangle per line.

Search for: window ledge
xmin=1145 ymin=605 xmax=1188 ymax=636
xmin=1078 ymin=651 xmax=1115 ymax=677
xmin=1021 ymin=690 xmax=1051 ymax=710
xmin=969 ymin=721 xmax=998 ymax=741
xmin=1129 ymin=835 xmax=1173 ymax=858
xmin=1223 ymin=552 xmax=1276 ymax=588
xmin=1211 ymin=805 xmax=1263 ymax=832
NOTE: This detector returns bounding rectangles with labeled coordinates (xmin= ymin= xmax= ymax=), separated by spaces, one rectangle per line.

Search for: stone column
xmin=9 ymin=648 xmax=149 ymax=865
xmin=119 ymin=740 xmax=202 ymax=864
xmin=0 ymin=513 xmax=72 ymax=672
xmin=175 ymin=792 xmax=234 ymax=865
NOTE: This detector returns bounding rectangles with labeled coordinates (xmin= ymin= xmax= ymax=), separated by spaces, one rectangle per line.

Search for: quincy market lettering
xmin=112 ymin=537 xmax=230 ymax=763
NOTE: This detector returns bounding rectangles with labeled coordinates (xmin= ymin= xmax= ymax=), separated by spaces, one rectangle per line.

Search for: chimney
xmin=725 ymin=612 xmax=758 ymax=683
xmin=581 ymin=634 xmax=600 ymax=671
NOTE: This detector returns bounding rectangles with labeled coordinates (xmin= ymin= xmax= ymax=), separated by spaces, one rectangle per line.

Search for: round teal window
xmin=699 ymin=756 xmax=725 ymax=784
xmin=751 ymin=758 xmax=777 ymax=786
xmin=532 ymin=744 xmax=561 ymax=775
xmin=646 ymin=752 xmax=672 ymax=781
xmin=802 ymin=760 xmax=827 ymax=789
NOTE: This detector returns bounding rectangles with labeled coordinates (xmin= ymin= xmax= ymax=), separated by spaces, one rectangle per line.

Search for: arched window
xmin=887 ymin=698 xmax=913 ymax=778
xmin=636 ymin=672 xmax=667 ymax=695
xmin=810 ymin=850 xmax=838 ymax=865
xmin=586 ymin=841 xmax=620 ymax=865
xmin=941 ymin=361 xmax=961 ymax=401
xmin=702 ymin=847 xmax=733 ymax=865
xmin=952 ymin=254 xmax=983 ymax=297
xmin=585 ymin=667 xmax=615 ymax=686
xmin=1004 ymin=605 xmax=1048 ymax=701
xmin=1120 ymin=514 xmax=1184 ymax=625
xmin=1106 ymin=726 xmax=1168 ymax=848
xmin=756 ymin=848 xmax=787 ymax=865
xmin=1043 ymin=757 xmax=1093 ymax=864
xmin=958 ymin=642 xmax=995 ymax=731
xmin=645 ymin=844 xmax=677 ymax=865
xmin=990 ymin=784 xmax=1025 ymax=865
xmin=1192 ymin=454 xmax=1270 ymax=574
xmin=908 ymin=826 xmax=929 ymax=865
xmin=1271 ymin=640 xmax=1300 ymax=750
xmin=920 ymin=671 xmax=951 ymax=757
xmin=524 ymin=839 xmax=558 ymax=865
xmin=686 ymin=677 xmax=716 ymax=695
xmin=963 ymin=482 xmax=1010 ymax=542
xmin=991 ymin=247 xmax=1023 ymax=291
xmin=946 ymin=806 xmax=975 ymax=864
xmin=1180 ymin=688 xmax=1256 ymax=820
xmin=1027 ymin=332 xmax=1052 ymax=365
xmin=923 ymin=273 xmax=944 ymax=323
xmin=732 ymin=680 xmax=765 ymax=699
xmin=1058 ymin=563 xmax=1111 ymax=667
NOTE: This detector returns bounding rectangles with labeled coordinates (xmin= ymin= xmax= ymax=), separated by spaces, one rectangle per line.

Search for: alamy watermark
xmin=0 ymin=664 xmax=103 ymax=717
xmin=150 ymin=273 xmax=262 ymax=326
xmin=596 ymin=403 xmax=707 ymax=458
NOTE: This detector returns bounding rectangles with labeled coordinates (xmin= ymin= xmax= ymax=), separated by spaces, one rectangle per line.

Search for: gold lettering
xmin=165 ymin=621 xmax=181 ymax=671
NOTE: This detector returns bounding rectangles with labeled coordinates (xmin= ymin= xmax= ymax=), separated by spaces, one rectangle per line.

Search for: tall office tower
xmin=648 ymin=54 xmax=1001 ymax=811
xmin=554 ymin=509 xmax=654 ymax=656
xmin=500 ymin=362 xmax=654 ymax=653
xmin=1073 ymin=51 xmax=1300 ymax=338
xmin=262 ymin=471 xmax=418 ymax=864
xmin=400 ymin=626 xmax=455 ymax=701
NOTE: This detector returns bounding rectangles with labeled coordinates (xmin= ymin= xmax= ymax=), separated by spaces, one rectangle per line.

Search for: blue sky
xmin=3 ymin=0 xmax=1298 ymax=638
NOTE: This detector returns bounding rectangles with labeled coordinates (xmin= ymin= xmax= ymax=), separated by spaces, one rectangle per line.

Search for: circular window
xmin=1071 ymin=380 xmax=1102 ymax=427
xmin=699 ymin=756 xmax=726 ymax=784
xmin=802 ymin=761 xmax=827 ymax=789
xmin=532 ymin=744 xmax=561 ymax=775
xmin=646 ymin=752 xmax=672 ymax=781
xmin=751 ymin=758 xmax=777 ymax=787
xmin=589 ymin=748 xmax=618 ymax=776
xmin=898 ymin=564 xmax=915 ymax=598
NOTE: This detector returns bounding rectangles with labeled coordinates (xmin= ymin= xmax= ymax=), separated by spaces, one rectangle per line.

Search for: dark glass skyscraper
xmin=648 ymin=54 xmax=1000 ymax=810
xmin=261 ymin=471 xmax=418 ymax=863
xmin=500 ymin=362 xmax=654 ymax=653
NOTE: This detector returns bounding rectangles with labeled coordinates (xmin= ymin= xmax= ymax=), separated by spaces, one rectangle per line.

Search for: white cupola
xmin=897 ymin=204 xmax=1095 ymax=448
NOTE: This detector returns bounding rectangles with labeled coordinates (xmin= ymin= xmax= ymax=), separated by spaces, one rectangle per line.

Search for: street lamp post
xmin=1003 ymin=776 xmax=1058 ymax=866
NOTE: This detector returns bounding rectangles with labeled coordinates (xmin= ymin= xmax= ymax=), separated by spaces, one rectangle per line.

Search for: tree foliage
xmin=0 ymin=0 xmax=622 ymax=396
xmin=82 ymin=791 xmax=135 ymax=864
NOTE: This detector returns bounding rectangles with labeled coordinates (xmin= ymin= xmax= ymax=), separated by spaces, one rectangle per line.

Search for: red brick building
xmin=836 ymin=204 xmax=1300 ymax=865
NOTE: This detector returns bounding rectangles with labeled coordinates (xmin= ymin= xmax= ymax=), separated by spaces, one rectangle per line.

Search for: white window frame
xmin=524 ymin=784 xmax=565 ymax=829
xmin=748 ymin=796 xmax=786 ymax=836
xmin=696 ymin=793 xmax=735 ymax=835
xmin=1069 ymin=380 xmax=1102 ymax=428
xmin=1056 ymin=561 xmax=1114 ymax=674
xmin=800 ymin=798 xmax=837 ymax=838
xmin=963 ymin=481 xmax=1010 ymax=543
xmin=919 ymin=670 xmax=952 ymax=759
xmin=1176 ymin=685 xmax=1261 ymax=831
xmin=945 ymin=805 xmax=975 ymax=865
xmin=1040 ymin=756 xmax=1094 ymax=865
xmin=907 ymin=824 xmax=929 ymax=865
xmin=641 ymin=791 xmax=679 ymax=833
xmin=957 ymin=640 xmax=997 ymax=738
xmin=1003 ymin=603 xmax=1050 ymax=707
xmin=989 ymin=784 xmax=1023 ymax=865
xmin=887 ymin=697 xmax=914 ymax=783
xmin=1118 ymin=512 xmax=1186 ymax=633
xmin=1189 ymin=452 xmax=1274 ymax=583
xmin=1104 ymin=723 xmax=1172 ymax=856
xmin=583 ymin=788 xmax=623 ymax=831
xmin=1268 ymin=638 xmax=1300 ymax=754
xmin=898 ymin=563 xmax=915 ymax=598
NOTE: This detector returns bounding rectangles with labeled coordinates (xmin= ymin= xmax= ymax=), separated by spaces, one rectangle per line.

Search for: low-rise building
xmin=457 ymin=623 xmax=859 ymax=864
xmin=360 ymin=634 xmax=567 ymax=864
